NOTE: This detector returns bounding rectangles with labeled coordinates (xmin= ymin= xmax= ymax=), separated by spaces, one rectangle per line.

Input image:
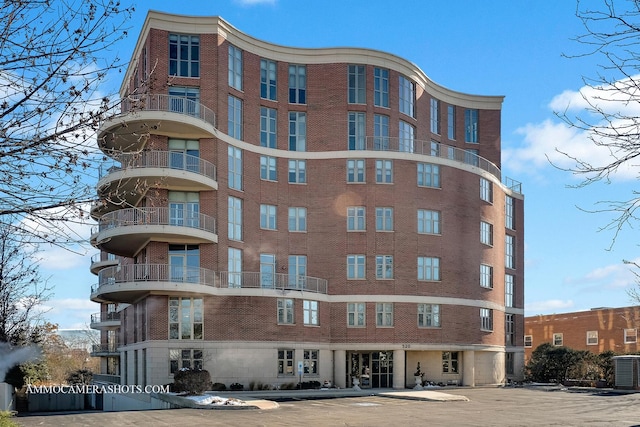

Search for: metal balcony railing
xmin=91 ymin=344 xmax=119 ymax=354
xmin=90 ymin=253 xmax=119 ymax=264
xmin=97 ymin=207 xmax=217 ymax=235
xmin=118 ymin=93 xmax=216 ymax=129
xmin=98 ymin=151 xmax=217 ymax=182
xmin=93 ymin=265 xmax=329 ymax=295
xmin=90 ymin=312 xmax=121 ymax=324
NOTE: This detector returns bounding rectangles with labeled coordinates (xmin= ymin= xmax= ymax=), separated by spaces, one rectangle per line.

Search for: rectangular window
xmin=347 ymin=255 xmax=366 ymax=279
xmin=442 ymin=352 xmax=459 ymax=373
xmin=505 ymin=274 xmax=514 ymax=307
xmin=169 ymin=244 xmax=200 ymax=283
xmin=277 ymin=299 xmax=294 ymax=324
xmin=524 ymin=335 xmax=533 ymax=348
xmin=228 ymin=96 xmax=243 ymax=139
xmin=465 ymin=149 xmax=479 ymax=166
xmin=376 ymin=255 xmax=393 ymax=279
xmin=348 ymin=65 xmax=365 ymax=104
xmin=288 ymin=159 xmax=306 ymax=183
xmin=228 ymin=196 xmax=242 ymax=241
xmin=587 ymin=330 xmax=598 ymax=345
xmin=505 ymin=235 xmax=515 ymax=269
xmin=447 ymin=105 xmax=456 ymax=140
xmin=169 ymin=297 xmax=203 ymax=340
xmin=303 ymin=301 xmax=318 ymax=326
xmin=374 ymin=67 xmax=389 ymax=107
xmin=260 ymin=254 xmax=276 ymax=288
xmin=624 ymin=328 xmax=637 ymax=343
xmin=289 ymin=112 xmax=307 ymax=151
xmin=505 ymin=314 xmax=515 ymax=346
xmin=260 ymin=155 xmax=277 ymax=181
xmin=465 ymin=109 xmax=479 ymax=143
xmin=348 ymin=112 xmax=366 ymax=150
xmin=418 ymin=209 xmax=441 ymax=234
xmin=260 ymin=204 xmax=277 ymax=230
xmin=347 ymin=206 xmax=366 ymax=231
xmin=260 ymin=107 xmax=277 ymax=148
xmin=506 ymin=352 xmax=515 ymax=375
xmin=430 ymin=98 xmax=440 ymax=134
xmin=399 ymin=75 xmax=415 ymax=118
xmin=228 ymin=247 xmax=242 ymax=288
xmin=480 ymin=178 xmax=493 ymax=203
xmin=376 ymin=303 xmax=393 ymax=327
xmin=227 ymin=146 xmax=242 ymax=190
xmin=375 ymin=159 xmax=393 ymax=183
xmin=375 ymin=207 xmax=393 ymax=231
xmin=169 ymin=191 xmax=200 ymax=228
xmin=260 ymin=59 xmax=277 ymax=100
xmin=303 ymin=349 xmax=318 ymax=374
xmin=347 ymin=302 xmax=365 ymax=327
xmin=169 ymin=34 xmax=199 ymax=77
xmin=480 ymin=308 xmax=493 ymax=331
xmin=289 ymin=64 xmax=306 ymax=104
xmin=169 ymin=86 xmax=200 ymax=116
xmin=399 ymin=120 xmax=415 ymax=153
xmin=288 ymin=255 xmax=307 ymax=288
xmin=278 ymin=349 xmax=294 ymax=375
xmin=228 ymin=44 xmax=242 ymax=90
xmin=480 ymin=221 xmax=493 ymax=246
xmin=506 ymin=196 xmax=515 ymax=230
xmin=430 ymin=141 xmax=440 ymax=157
xmin=170 ymin=349 xmax=203 ymax=374
xmin=418 ymin=303 xmax=440 ymax=327
xmin=288 ymin=207 xmax=307 ymax=232
xmin=553 ymin=333 xmax=563 ymax=346
xmin=418 ymin=257 xmax=440 ymax=281
xmin=347 ymin=159 xmax=365 ymax=183
xmin=417 ymin=163 xmax=440 ymax=188
xmin=480 ymin=264 xmax=493 ymax=288
xmin=374 ymin=114 xmax=389 ymax=150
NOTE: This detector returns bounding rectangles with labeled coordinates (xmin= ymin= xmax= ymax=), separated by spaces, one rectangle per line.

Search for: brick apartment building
xmin=524 ymin=306 xmax=640 ymax=361
xmin=89 ymin=11 xmax=525 ymax=389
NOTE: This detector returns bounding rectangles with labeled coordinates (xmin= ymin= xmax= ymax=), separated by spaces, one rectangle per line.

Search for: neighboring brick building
xmin=89 ymin=11 xmax=525 ymax=389
xmin=524 ymin=306 xmax=640 ymax=361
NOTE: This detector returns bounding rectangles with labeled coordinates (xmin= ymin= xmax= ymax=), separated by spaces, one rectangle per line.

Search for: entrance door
xmin=347 ymin=351 xmax=393 ymax=388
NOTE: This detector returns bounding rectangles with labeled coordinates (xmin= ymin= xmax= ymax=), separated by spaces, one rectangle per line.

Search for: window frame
xmin=347 ymin=302 xmax=366 ymax=327
xmin=348 ymin=64 xmax=366 ymax=104
xmin=465 ymin=108 xmax=478 ymax=143
xmin=277 ymin=298 xmax=294 ymax=325
xmin=289 ymin=64 xmax=307 ymax=104
xmin=417 ymin=209 xmax=441 ymax=235
xmin=347 ymin=206 xmax=366 ymax=231
xmin=399 ymin=75 xmax=415 ymax=118
xmin=418 ymin=256 xmax=440 ymax=281
xmin=347 ymin=255 xmax=366 ymax=280
xmin=553 ymin=333 xmax=564 ymax=346
xmin=418 ymin=303 xmax=441 ymax=328
xmin=417 ymin=163 xmax=440 ymax=188
xmin=278 ymin=349 xmax=295 ymax=375
xmin=447 ymin=105 xmax=456 ymax=140
xmin=260 ymin=155 xmax=277 ymax=181
xmin=303 ymin=300 xmax=319 ymax=326
xmin=289 ymin=112 xmax=307 ymax=151
xmin=260 ymin=107 xmax=277 ymax=148
xmin=374 ymin=67 xmax=389 ymax=107
xmin=348 ymin=112 xmax=366 ymax=150
xmin=260 ymin=58 xmax=277 ymax=101
xmin=480 ymin=308 xmax=493 ymax=331
xmin=480 ymin=221 xmax=494 ymax=246
xmin=228 ymin=145 xmax=242 ymax=190
xmin=586 ymin=330 xmax=598 ymax=346
xmin=347 ymin=159 xmax=365 ymax=183
xmin=228 ymin=196 xmax=242 ymax=241
xmin=228 ymin=44 xmax=243 ymax=90
xmin=375 ymin=159 xmax=393 ymax=183
xmin=288 ymin=207 xmax=307 ymax=232
xmin=624 ymin=328 xmax=637 ymax=344
xmin=169 ymin=34 xmax=200 ymax=78
xmin=480 ymin=264 xmax=493 ymax=288
xmin=288 ymin=159 xmax=306 ymax=183
xmin=442 ymin=351 xmax=459 ymax=374
xmin=260 ymin=204 xmax=277 ymax=230
xmin=375 ymin=207 xmax=393 ymax=231
xmin=430 ymin=98 xmax=440 ymax=134
xmin=375 ymin=255 xmax=394 ymax=280
xmin=376 ymin=302 xmax=394 ymax=327
xmin=169 ymin=297 xmax=203 ymax=340
xmin=480 ymin=178 xmax=493 ymax=203
xmin=524 ymin=335 xmax=533 ymax=348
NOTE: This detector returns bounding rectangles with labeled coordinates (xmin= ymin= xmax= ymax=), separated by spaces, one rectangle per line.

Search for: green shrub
xmin=0 ymin=411 xmax=19 ymax=427
xmin=172 ymin=369 xmax=212 ymax=395
xmin=229 ymin=382 xmax=244 ymax=391
xmin=211 ymin=382 xmax=226 ymax=391
xmin=66 ymin=369 xmax=93 ymax=385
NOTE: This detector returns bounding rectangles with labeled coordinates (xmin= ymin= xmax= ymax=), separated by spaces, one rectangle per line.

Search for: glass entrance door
xmin=347 ymin=351 xmax=393 ymax=388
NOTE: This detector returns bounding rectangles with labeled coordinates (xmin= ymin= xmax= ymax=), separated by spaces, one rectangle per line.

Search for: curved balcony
xmin=90 ymin=344 xmax=120 ymax=357
xmin=90 ymin=312 xmax=121 ymax=330
xmin=98 ymin=94 xmax=216 ymax=153
xmin=90 ymin=264 xmax=329 ymax=303
xmin=90 ymin=253 xmax=119 ymax=275
xmin=93 ymin=207 xmax=217 ymax=257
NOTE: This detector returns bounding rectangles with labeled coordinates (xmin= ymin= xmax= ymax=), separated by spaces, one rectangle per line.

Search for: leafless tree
xmin=0 ymin=0 xmax=135 ymax=247
xmin=555 ymin=0 xmax=640 ymax=244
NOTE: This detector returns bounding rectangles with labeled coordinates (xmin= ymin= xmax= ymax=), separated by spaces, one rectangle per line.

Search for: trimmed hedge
xmin=173 ymin=369 xmax=212 ymax=395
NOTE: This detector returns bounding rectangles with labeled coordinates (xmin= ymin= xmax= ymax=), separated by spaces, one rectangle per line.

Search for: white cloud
xmin=525 ymin=299 xmax=574 ymax=314
xmin=564 ymin=260 xmax=638 ymax=291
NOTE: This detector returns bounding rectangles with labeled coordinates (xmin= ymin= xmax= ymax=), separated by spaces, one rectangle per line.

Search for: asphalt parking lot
xmin=14 ymin=386 xmax=640 ymax=427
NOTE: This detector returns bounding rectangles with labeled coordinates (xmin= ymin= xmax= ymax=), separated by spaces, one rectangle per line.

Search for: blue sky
xmin=39 ymin=0 xmax=640 ymax=329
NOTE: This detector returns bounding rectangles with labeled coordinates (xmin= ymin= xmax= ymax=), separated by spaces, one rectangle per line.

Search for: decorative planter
xmin=413 ymin=376 xmax=423 ymax=390
xmin=352 ymin=377 xmax=361 ymax=391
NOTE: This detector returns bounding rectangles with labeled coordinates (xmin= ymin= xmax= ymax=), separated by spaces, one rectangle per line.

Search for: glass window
xmin=505 ymin=235 xmax=515 ymax=269
xmin=169 ymin=191 xmax=199 ymax=228
xmin=168 ymin=244 xmax=200 ymax=283
xmin=278 ymin=349 xmax=294 ymax=375
xmin=480 ymin=178 xmax=493 ymax=203
xmin=447 ymin=105 xmax=456 ymax=140
xmin=417 ymin=209 xmax=440 ymax=234
xmin=417 ymin=163 xmax=440 ymax=188
xmin=303 ymin=349 xmax=318 ymax=374
xmin=288 ymin=159 xmax=306 ymax=183
xmin=376 ymin=303 xmax=393 ymax=327
xmin=480 ymin=264 xmax=493 ymax=288
xmin=289 ymin=65 xmax=306 ymax=104
xmin=348 ymin=65 xmax=365 ymax=104
xmin=169 ymin=139 xmax=199 ymax=172
xmin=228 ymin=95 xmax=242 ymax=139
xmin=376 ymin=255 xmax=393 ymax=279
xmin=289 ymin=112 xmax=306 ymax=151
xmin=430 ymin=141 xmax=440 ymax=157
xmin=347 ymin=159 xmax=365 ymax=183
xmin=399 ymin=120 xmax=414 ymax=153
xmin=465 ymin=109 xmax=478 ymax=143
xmin=375 ymin=207 xmax=393 ymax=231
xmin=228 ymin=196 xmax=242 ymax=241
xmin=374 ymin=67 xmax=389 ymax=107
xmin=169 ymin=86 xmax=200 ymax=116
xmin=228 ymin=146 xmax=242 ymax=190
xmin=260 ymin=254 xmax=276 ymax=288
xmin=169 ymin=297 xmax=203 ymax=340
xmin=170 ymin=349 xmax=203 ymax=374
xmin=375 ymin=159 xmax=393 ymax=183
xmin=442 ymin=352 xmax=459 ymax=373
xmin=399 ymin=75 xmax=415 ymax=118
xmin=553 ymin=333 xmax=563 ymax=346
xmin=260 ymin=59 xmax=277 ymax=100
xmin=348 ymin=112 xmax=366 ymax=150
xmin=524 ymin=335 xmax=533 ymax=348
xmin=505 ymin=314 xmax=515 ymax=346
xmin=480 ymin=308 xmax=493 ymax=331
xmin=418 ymin=257 xmax=440 ymax=281
xmin=303 ymin=301 xmax=318 ymax=326
xmin=506 ymin=196 xmax=515 ymax=230
xmin=480 ymin=221 xmax=493 ymax=246
xmin=430 ymin=98 xmax=440 ymax=134
xmin=228 ymin=44 xmax=242 ymax=90
xmin=347 ymin=302 xmax=365 ymax=327
xmin=374 ymin=114 xmax=389 ymax=150
xmin=505 ymin=274 xmax=514 ymax=307
xmin=465 ymin=149 xmax=479 ymax=166
xmin=169 ymin=34 xmax=199 ymax=77
xmin=289 ymin=255 xmax=307 ymax=288
xmin=587 ymin=330 xmax=598 ymax=345
xmin=418 ymin=304 xmax=440 ymax=327
xmin=260 ymin=155 xmax=277 ymax=181
xmin=624 ymin=328 xmax=637 ymax=343
xmin=260 ymin=204 xmax=277 ymax=230
xmin=277 ymin=299 xmax=294 ymax=324
xmin=288 ymin=207 xmax=307 ymax=232
xmin=347 ymin=206 xmax=366 ymax=231
xmin=228 ymin=247 xmax=242 ymax=288
xmin=260 ymin=107 xmax=277 ymax=148
xmin=347 ymin=255 xmax=366 ymax=279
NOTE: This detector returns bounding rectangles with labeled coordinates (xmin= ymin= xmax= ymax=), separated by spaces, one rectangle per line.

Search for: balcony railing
xmin=91 ymin=344 xmax=119 ymax=355
xmin=98 ymin=151 xmax=217 ymax=182
xmin=118 ymin=94 xmax=216 ymax=129
xmin=93 ymin=374 xmax=120 ymax=384
xmin=98 ymin=207 xmax=217 ymax=235
xmin=90 ymin=312 xmax=121 ymax=324
xmin=93 ymin=264 xmax=329 ymax=294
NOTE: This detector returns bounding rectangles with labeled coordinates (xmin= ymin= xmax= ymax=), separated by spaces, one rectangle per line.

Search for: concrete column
xmin=334 ymin=350 xmax=346 ymax=389
xmin=393 ymin=349 xmax=405 ymax=389
xmin=462 ymin=350 xmax=475 ymax=387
